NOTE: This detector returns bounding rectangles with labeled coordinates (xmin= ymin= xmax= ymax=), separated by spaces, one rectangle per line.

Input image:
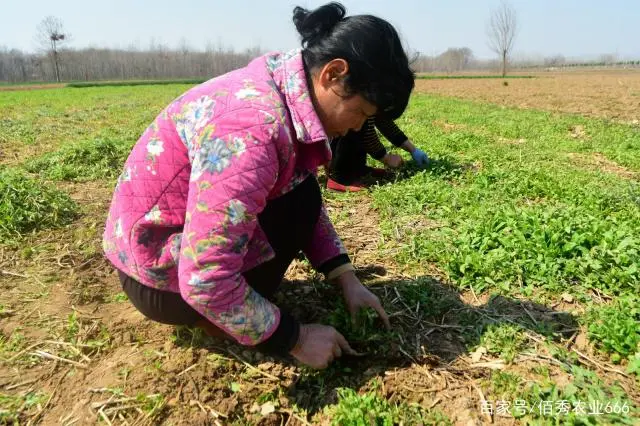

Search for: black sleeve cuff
xmin=255 ymin=309 xmax=300 ymax=356
xmin=370 ymin=147 xmax=387 ymax=161
xmin=317 ymin=254 xmax=351 ymax=275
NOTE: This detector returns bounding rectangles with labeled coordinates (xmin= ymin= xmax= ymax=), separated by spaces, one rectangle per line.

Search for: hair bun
xmin=293 ymin=2 xmax=346 ymax=47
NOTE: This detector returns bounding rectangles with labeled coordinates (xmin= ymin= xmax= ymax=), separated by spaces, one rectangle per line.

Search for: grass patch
xmin=135 ymin=393 xmax=166 ymax=420
xmin=483 ymin=365 xmax=638 ymax=425
xmin=64 ymin=312 xmax=111 ymax=346
xmin=326 ymin=387 xmax=451 ymax=426
xmin=109 ymin=292 xmax=129 ymax=303
xmin=0 ymin=391 xmax=48 ymax=424
xmin=24 ymin=137 xmax=133 ymax=181
xmin=443 ymin=203 xmax=640 ymax=295
xmin=170 ymin=325 xmax=217 ymax=349
xmin=326 ymin=300 xmax=396 ymax=351
xmin=0 ymin=331 xmax=26 ymax=358
xmin=485 ymin=367 xmax=637 ymax=423
xmin=488 ymin=371 xmax=525 ymax=401
xmin=479 ymin=323 xmax=528 ymax=363
xmin=365 ymin=94 xmax=640 ymax=423
xmin=0 ymin=118 xmax=37 ymax=144
xmin=584 ymin=295 xmax=640 ymax=366
xmin=518 ymin=365 xmax=636 ymax=423
xmin=0 ymin=84 xmax=191 ymax=165
xmin=0 ymin=169 xmax=78 ymax=240
xmin=373 ymin=94 xmax=640 ymax=298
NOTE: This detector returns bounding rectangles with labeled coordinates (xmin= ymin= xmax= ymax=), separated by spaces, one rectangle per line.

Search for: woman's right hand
xmin=382 ymin=153 xmax=403 ymax=169
xmin=290 ymin=324 xmax=357 ymax=369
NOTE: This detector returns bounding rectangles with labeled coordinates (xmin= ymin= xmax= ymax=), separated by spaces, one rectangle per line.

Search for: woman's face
xmin=310 ymin=59 xmax=377 ymax=138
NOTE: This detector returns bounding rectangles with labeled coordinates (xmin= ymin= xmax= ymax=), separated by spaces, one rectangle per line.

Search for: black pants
xmin=329 ymin=131 xmax=370 ymax=185
xmin=119 ymin=175 xmax=322 ymax=327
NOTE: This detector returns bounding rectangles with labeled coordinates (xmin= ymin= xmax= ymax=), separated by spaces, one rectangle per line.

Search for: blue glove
xmin=411 ymin=148 xmax=429 ymax=168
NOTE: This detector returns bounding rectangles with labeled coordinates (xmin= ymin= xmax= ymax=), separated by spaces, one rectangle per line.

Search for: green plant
xmin=110 ymin=292 xmax=129 ymax=303
xmin=24 ymin=137 xmax=134 ymax=181
xmin=0 ymin=332 xmax=25 ymax=357
xmin=444 ymin=204 xmax=640 ymax=294
xmin=118 ymin=367 xmax=131 ymax=382
xmin=0 ymin=391 xmax=48 ymax=423
xmin=327 ymin=388 xmax=450 ymax=426
xmin=371 ymin=94 xmax=640 ymax=300
xmin=256 ymin=390 xmax=278 ymax=404
xmin=206 ymin=353 xmax=233 ymax=370
xmin=329 ymin=388 xmax=394 ymax=426
xmin=489 ymin=371 xmax=525 ymax=401
xmin=547 ymin=345 xmax=580 ymax=367
xmin=171 ymin=325 xmax=215 ymax=348
xmin=65 ymin=311 xmax=80 ymax=342
xmin=585 ymin=295 xmax=640 ymax=362
xmin=0 ymin=119 xmax=37 ymax=144
xmin=627 ymin=352 xmax=640 ymax=376
xmin=479 ymin=323 xmax=528 ymax=363
xmin=327 ymin=300 xmax=392 ymax=345
xmin=229 ymin=382 xmax=242 ymax=393
xmin=517 ymin=366 xmax=636 ymax=424
xmin=0 ymin=169 xmax=78 ymax=240
xmin=135 ymin=393 xmax=166 ymax=421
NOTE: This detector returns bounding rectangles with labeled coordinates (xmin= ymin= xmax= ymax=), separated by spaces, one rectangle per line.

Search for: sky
xmin=1 ymin=0 xmax=639 ymax=60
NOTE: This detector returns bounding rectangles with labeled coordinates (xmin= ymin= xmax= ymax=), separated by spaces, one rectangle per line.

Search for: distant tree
xmin=438 ymin=47 xmax=474 ymax=72
xmin=36 ymin=16 xmax=69 ymax=82
xmin=487 ymin=1 xmax=518 ymax=77
xmin=0 ymin=48 xmax=30 ymax=82
xmin=544 ymin=54 xmax=566 ymax=67
xmin=599 ymin=53 xmax=618 ymax=66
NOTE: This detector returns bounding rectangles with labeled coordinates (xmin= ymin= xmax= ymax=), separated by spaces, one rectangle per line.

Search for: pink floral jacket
xmin=103 ymin=50 xmax=347 ymax=346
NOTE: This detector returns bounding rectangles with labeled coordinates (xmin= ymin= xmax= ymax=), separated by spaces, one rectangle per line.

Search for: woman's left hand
xmin=334 ymin=271 xmax=391 ymax=329
xmin=411 ymin=148 xmax=429 ymax=168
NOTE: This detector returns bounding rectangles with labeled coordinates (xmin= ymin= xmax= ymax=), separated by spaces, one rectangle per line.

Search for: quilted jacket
xmin=103 ymin=49 xmax=349 ymax=348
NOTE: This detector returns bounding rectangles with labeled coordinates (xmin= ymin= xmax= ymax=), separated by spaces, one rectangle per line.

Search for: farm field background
xmin=1 ymin=71 xmax=639 ymax=425
xmin=416 ymin=70 xmax=640 ymax=123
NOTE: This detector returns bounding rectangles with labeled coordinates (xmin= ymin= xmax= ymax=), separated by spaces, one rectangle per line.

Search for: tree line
xmin=2 ymin=4 xmax=637 ymax=84
xmin=3 ymin=43 xmax=637 ymax=84
xmin=0 ymin=45 xmax=263 ymax=83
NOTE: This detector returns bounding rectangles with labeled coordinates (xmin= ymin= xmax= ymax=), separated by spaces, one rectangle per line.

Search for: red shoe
xmin=327 ymin=178 xmax=367 ymax=192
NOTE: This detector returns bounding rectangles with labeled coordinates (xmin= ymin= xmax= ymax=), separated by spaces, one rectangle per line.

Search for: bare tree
xmin=487 ymin=1 xmax=518 ymax=77
xmin=36 ymin=16 xmax=69 ymax=82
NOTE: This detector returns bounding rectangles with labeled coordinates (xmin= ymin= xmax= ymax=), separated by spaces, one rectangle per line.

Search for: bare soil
xmin=416 ymin=70 xmax=640 ymax=123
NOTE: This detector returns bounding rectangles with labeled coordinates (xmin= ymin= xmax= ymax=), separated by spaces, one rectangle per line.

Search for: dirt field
xmin=1 ymin=188 xmax=508 ymax=425
xmin=2 ymin=79 xmax=639 ymax=425
xmin=0 ymin=84 xmax=66 ymax=92
xmin=416 ymin=70 xmax=640 ymax=123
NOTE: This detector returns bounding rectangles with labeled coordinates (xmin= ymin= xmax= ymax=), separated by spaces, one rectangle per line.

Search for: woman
xmin=103 ymin=2 xmax=414 ymax=369
xmin=327 ymin=116 xmax=430 ymax=192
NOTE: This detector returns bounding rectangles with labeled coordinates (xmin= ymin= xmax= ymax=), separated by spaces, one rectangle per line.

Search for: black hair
xmin=292 ymin=2 xmax=415 ymax=120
